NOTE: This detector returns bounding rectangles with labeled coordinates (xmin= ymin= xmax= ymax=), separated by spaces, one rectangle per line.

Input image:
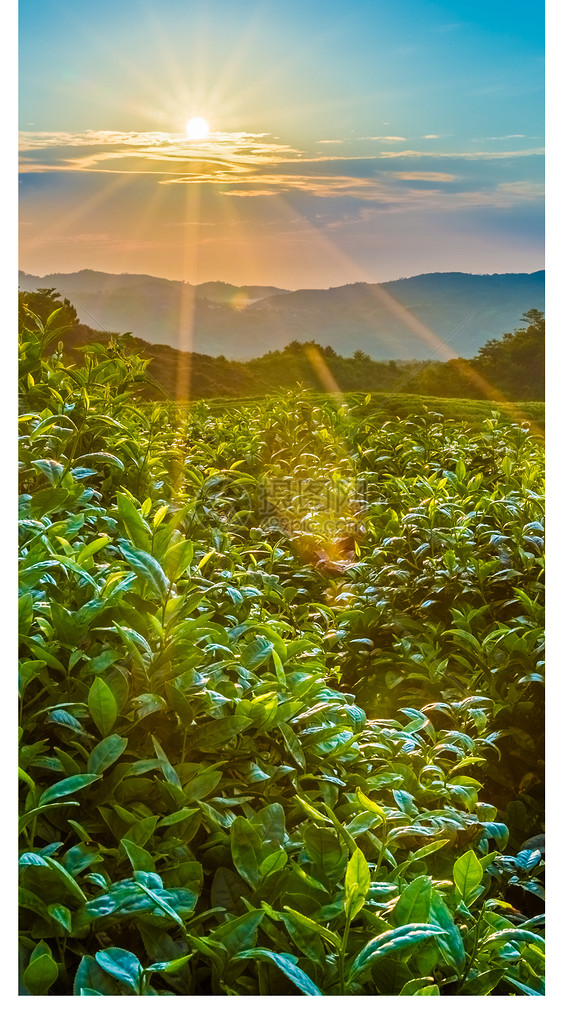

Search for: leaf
xmin=453 ymin=850 xmax=483 ymax=900
xmin=116 ymin=492 xmax=152 ymax=551
xmin=429 ymin=888 xmax=465 ymax=972
xmin=75 ymin=452 xmax=124 ymax=473
xmin=158 ymin=807 xmax=199 ymax=828
xmin=183 ymin=768 xmax=222 ymax=803
xmin=23 ymin=950 xmax=59 ymax=995
xmin=87 ymin=734 xmax=128 ymax=774
xmin=87 ymin=677 xmax=118 ymax=736
xmin=279 ymin=721 xmax=306 ymax=769
xmin=459 ymin=969 xmax=505 ymax=995
xmin=47 ymin=708 xmax=89 ymax=736
xmin=356 ymin=787 xmax=387 ymax=821
xmin=18 ymin=592 xmax=34 ymax=635
xmin=125 ymin=815 xmax=159 ymax=847
xmin=348 ymin=924 xmax=446 ymax=982
xmin=73 ymin=955 xmax=123 ymax=996
xmin=212 ymin=911 xmax=265 ymax=956
xmin=38 ymin=773 xmax=99 ymax=806
xmin=392 ymin=875 xmax=432 ymax=926
xmin=230 ymin=816 xmax=263 ymax=888
xmin=237 ymin=949 xmax=322 ymax=996
xmin=400 ymin=977 xmax=436 ymax=995
xmin=295 ymin=795 xmax=330 ymax=824
xmin=32 ymin=458 xmax=64 ymax=485
xmin=121 ymin=838 xmax=156 ymax=873
xmin=151 ymin=735 xmax=182 ymax=788
xmin=47 ymin=903 xmax=73 ymax=933
xmin=515 ymin=849 xmax=542 ymax=871
xmin=344 ymin=847 xmax=371 ymax=919
xmin=282 ymin=906 xmax=341 ymax=949
xmin=240 ymin=637 xmax=273 ymax=669
xmin=502 ymin=976 xmax=544 ymax=997
xmin=408 ymin=840 xmax=449 ymax=862
xmin=188 ymin=716 xmax=252 ymax=752
xmin=76 ymin=535 xmax=111 ymax=566
xmin=259 ymin=850 xmax=287 ymax=877
xmin=146 ymin=954 xmax=192 ymax=975
xmin=44 ymin=857 xmax=88 ymax=901
xmin=163 ymin=539 xmax=194 ymax=581
xmin=118 ymin=539 xmax=169 ymax=599
xmin=482 ymin=929 xmax=545 ymax=948
xmin=304 ymin=825 xmax=346 ymax=885
xmin=211 ymin=866 xmax=247 ymax=912
xmin=95 ymin=948 xmax=142 ymax=994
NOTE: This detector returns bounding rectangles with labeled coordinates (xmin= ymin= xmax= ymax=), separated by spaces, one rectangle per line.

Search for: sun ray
xmin=22 ymin=171 xmax=133 ymax=252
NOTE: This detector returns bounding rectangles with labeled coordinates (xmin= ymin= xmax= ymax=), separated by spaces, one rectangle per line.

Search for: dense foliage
xmin=19 ymin=290 xmax=544 ymax=402
xmin=18 ymin=311 xmax=544 ymax=996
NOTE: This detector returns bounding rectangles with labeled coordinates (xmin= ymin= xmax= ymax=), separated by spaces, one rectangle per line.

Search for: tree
xmin=474 ymin=309 xmax=544 ymax=400
xmin=19 ymin=288 xmax=79 ymax=330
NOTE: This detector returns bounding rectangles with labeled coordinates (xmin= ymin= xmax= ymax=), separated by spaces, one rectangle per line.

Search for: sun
xmin=186 ymin=116 xmax=210 ymax=140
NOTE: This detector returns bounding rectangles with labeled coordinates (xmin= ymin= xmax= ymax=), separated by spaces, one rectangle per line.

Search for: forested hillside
xmin=18 ymin=269 xmax=544 ymax=360
xmin=18 ymin=289 xmax=544 ymax=404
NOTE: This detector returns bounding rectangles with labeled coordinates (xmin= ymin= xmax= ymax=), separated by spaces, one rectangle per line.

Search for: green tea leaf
xmin=116 ymin=492 xmax=152 ymax=551
xmin=47 ymin=903 xmax=73 ymax=933
xmin=392 ymin=875 xmax=432 ymax=926
xmin=88 ymin=677 xmax=118 ymax=736
xmin=453 ymin=850 xmax=483 ymax=900
xmin=38 ymin=773 xmax=99 ymax=806
xmin=121 ymin=838 xmax=156 ymax=873
xmin=188 ymin=716 xmax=252 ymax=752
xmin=87 ymin=734 xmax=127 ymax=774
xmin=230 ymin=816 xmax=263 ymax=888
xmin=345 ymin=847 xmax=371 ymax=919
xmin=118 ymin=540 xmax=170 ymax=599
xmin=77 ymin=535 xmax=111 ymax=566
xmin=349 ymin=924 xmax=446 ymax=982
xmin=212 ymin=911 xmax=265 ymax=956
xmin=356 ymin=787 xmax=387 ymax=821
xmin=23 ymin=950 xmax=59 ymax=995
xmin=237 ymin=949 xmax=322 ymax=995
xmin=95 ymin=948 xmax=142 ymax=994
xmin=459 ymin=969 xmax=505 ymax=995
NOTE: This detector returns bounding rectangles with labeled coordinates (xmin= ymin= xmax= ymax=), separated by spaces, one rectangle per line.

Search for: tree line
xmin=19 ymin=288 xmax=544 ymax=403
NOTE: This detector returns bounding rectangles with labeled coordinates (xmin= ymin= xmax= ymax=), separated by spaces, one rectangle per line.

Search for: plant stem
xmin=338 ymin=911 xmax=352 ymax=996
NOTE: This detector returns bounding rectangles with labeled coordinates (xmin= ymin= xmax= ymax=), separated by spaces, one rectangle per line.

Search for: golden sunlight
xmin=186 ymin=116 xmax=210 ymax=140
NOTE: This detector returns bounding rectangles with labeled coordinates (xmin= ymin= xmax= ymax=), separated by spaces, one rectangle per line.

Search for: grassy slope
xmin=201 ymin=390 xmax=545 ymax=429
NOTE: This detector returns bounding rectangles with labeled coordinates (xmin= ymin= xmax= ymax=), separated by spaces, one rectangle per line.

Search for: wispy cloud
xmin=361 ymin=136 xmax=407 ymax=142
xmin=471 ymin=134 xmax=527 ymax=141
xmin=19 ymin=129 xmax=299 ymax=173
xmin=390 ymin=171 xmax=457 ymax=182
xmin=19 ymin=130 xmax=544 ymax=213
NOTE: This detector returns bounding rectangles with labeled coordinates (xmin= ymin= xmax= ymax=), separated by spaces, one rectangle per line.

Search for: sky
xmin=18 ymin=0 xmax=544 ymax=288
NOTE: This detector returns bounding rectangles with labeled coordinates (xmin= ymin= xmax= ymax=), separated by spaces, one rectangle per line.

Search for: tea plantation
xmin=18 ymin=312 xmax=545 ymax=995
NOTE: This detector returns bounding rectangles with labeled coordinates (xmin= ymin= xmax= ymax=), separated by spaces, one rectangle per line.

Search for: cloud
xmin=18 ymin=129 xmax=543 ymax=215
xmin=19 ymin=129 xmax=300 ymax=173
xmin=472 ymin=134 xmax=527 ymax=141
xmin=390 ymin=171 xmax=457 ymax=182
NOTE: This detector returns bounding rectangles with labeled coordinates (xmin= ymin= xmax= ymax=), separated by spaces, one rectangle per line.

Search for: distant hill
xmin=19 ymin=268 xmax=544 ymax=361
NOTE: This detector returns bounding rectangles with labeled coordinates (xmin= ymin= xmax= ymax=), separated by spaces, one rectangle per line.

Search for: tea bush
xmin=18 ymin=313 xmax=544 ymax=995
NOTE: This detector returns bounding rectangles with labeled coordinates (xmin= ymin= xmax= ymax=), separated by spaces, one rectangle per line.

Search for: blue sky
xmin=18 ymin=0 xmax=544 ymax=286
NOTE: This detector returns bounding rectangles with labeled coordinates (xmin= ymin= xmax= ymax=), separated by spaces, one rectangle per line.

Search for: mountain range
xmin=19 ymin=268 xmax=544 ymax=361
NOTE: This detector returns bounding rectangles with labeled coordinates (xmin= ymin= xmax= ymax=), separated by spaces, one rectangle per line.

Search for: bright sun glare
xmin=186 ymin=116 xmax=210 ymax=140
